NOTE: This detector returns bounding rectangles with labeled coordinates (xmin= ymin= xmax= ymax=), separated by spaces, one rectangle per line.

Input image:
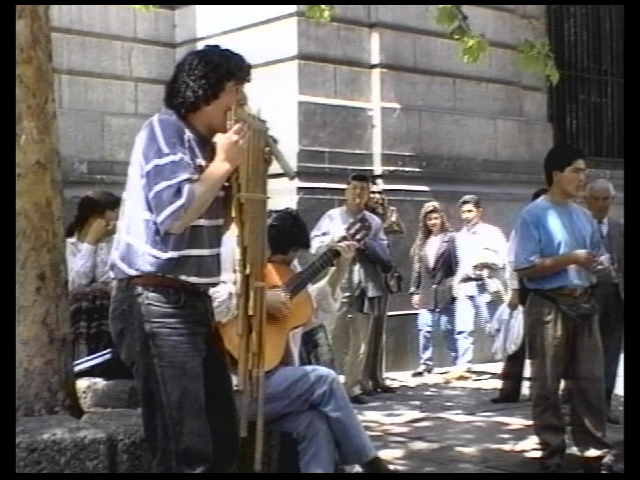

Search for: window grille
xmin=547 ymin=5 xmax=624 ymax=167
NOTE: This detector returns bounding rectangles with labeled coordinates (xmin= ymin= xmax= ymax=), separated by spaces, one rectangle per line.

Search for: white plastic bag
xmin=489 ymin=303 xmax=524 ymax=361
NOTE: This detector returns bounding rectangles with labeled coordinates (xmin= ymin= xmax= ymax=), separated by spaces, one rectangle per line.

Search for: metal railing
xmin=547 ymin=5 xmax=624 ymax=166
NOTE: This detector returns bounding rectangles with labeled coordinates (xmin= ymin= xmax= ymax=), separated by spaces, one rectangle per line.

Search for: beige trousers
xmin=326 ymin=294 xmax=375 ymax=397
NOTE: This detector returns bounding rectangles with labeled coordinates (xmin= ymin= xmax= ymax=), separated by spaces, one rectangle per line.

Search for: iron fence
xmin=547 ymin=5 xmax=624 ymax=166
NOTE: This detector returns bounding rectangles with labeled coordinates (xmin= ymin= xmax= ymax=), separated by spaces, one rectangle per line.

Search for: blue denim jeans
xmin=109 ymin=280 xmax=139 ymax=375
xmin=454 ymin=281 xmax=500 ymax=368
xmin=109 ymin=280 xmax=239 ymax=473
xmin=258 ymin=365 xmax=377 ymax=473
xmin=416 ymin=306 xmax=456 ymax=368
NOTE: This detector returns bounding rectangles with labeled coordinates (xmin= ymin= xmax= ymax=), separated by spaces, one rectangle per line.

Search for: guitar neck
xmin=285 ymin=248 xmax=340 ymax=298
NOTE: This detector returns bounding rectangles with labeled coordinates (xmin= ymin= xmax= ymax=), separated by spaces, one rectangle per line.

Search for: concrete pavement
xmin=354 ymin=363 xmax=624 ymax=473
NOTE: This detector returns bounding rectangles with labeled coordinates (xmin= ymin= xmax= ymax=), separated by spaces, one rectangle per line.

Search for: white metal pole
xmin=370 ymin=28 xmax=383 ymax=177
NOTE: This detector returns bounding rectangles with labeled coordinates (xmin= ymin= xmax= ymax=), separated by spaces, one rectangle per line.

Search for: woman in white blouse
xmin=66 ymin=191 xmax=119 ymax=289
xmin=65 ymin=190 xmax=130 ymax=380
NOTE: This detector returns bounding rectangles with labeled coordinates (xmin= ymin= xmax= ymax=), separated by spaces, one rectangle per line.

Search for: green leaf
xmin=516 ymin=39 xmax=560 ymax=85
xmin=304 ymin=5 xmax=334 ymax=22
xmin=129 ymin=5 xmax=157 ymax=11
xmin=434 ymin=5 xmax=458 ymax=27
xmin=546 ymin=64 xmax=561 ymax=86
xmin=459 ymin=35 xmax=488 ymax=64
xmin=450 ymin=25 xmax=466 ymax=40
xmin=460 ymin=36 xmax=488 ymax=63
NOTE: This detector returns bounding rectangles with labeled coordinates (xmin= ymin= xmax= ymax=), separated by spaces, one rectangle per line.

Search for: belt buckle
xmin=570 ymin=288 xmax=586 ymax=298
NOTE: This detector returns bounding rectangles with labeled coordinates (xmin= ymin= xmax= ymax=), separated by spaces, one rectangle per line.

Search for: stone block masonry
xmin=16 ymin=379 xmax=295 ymax=473
xmin=16 ymin=411 xmax=150 ymax=473
xmin=51 ymin=5 xmax=623 ymax=208
xmin=50 ymin=4 xmax=174 ymax=202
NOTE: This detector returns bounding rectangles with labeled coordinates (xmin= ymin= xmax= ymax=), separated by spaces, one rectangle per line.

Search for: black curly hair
xmin=65 ymin=190 xmax=121 ymax=238
xmin=164 ymin=44 xmax=251 ymax=118
xmin=267 ymin=208 xmax=311 ymax=256
xmin=531 ymin=187 xmax=548 ymax=202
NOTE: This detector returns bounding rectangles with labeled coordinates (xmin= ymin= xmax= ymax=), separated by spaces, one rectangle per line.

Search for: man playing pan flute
xmin=108 ymin=45 xmax=251 ymax=473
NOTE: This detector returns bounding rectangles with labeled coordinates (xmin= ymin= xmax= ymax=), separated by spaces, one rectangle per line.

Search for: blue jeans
xmin=454 ymin=282 xmax=500 ymax=368
xmin=416 ymin=306 xmax=456 ymax=368
xmin=109 ymin=281 xmax=239 ymax=473
xmin=257 ymin=365 xmax=377 ymax=473
xmin=109 ymin=279 xmax=139 ymax=375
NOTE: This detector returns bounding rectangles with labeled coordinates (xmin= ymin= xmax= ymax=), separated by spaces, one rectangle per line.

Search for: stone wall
xmin=17 ymin=411 xmax=150 ymax=473
xmin=51 ymin=5 xmax=624 ymax=223
xmin=50 ymin=5 xmax=174 ymax=220
xmin=174 ymin=5 xmax=303 ymax=208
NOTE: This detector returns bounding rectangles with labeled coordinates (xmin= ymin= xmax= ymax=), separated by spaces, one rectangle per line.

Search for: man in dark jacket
xmin=362 ymin=182 xmax=403 ymax=395
xmin=491 ymin=187 xmax=548 ymax=403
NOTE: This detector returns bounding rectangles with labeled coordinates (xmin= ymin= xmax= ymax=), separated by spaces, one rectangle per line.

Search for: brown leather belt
xmin=127 ymin=274 xmax=207 ymax=295
xmin=548 ymin=287 xmax=591 ymax=298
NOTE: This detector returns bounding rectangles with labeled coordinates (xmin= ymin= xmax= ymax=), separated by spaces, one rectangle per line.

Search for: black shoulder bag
xmin=532 ymin=290 xmax=596 ymax=323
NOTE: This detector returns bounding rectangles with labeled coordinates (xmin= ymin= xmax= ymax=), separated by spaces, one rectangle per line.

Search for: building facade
xmin=52 ymin=5 xmax=624 ymax=369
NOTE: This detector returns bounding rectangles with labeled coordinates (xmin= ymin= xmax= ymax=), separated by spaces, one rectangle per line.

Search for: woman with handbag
xmin=408 ymin=201 xmax=459 ymax=377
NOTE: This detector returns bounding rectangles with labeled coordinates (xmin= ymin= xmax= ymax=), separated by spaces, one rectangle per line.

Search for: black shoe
xmin=607 ymin=412 xmax=621 ymax=425
xmin=411 ymin=365 xmax=433 ymax=377
xmin=362 ymin=456 xmax=396 ymax=473
xmin=490 ymin=393 xmax=520 ymax=404
xmin=350 ymin=394 xmax=370 ymax=405
xmin=582 ymin=457 xmax=605 ymax=473
xmin=600 ymin=453 xmax=619 ymax=473
xmin=540 ymin=462 xmax=562 ymax=473
xmin=374 ymin=384 xmax=397 ymax=394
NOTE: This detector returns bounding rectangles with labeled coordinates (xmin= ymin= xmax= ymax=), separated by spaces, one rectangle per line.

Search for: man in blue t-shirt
xmin=513 ymin=143 xmax=612 ymax=473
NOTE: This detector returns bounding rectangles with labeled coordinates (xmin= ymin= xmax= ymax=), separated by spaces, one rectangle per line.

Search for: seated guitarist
xmin=210 ymin=208 xmax=394 ymax=474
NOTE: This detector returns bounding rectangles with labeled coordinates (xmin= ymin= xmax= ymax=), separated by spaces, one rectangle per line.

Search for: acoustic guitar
xmin=219 ymin=216 xmax=371 ymax=372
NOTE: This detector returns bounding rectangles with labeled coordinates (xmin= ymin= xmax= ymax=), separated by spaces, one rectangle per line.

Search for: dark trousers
xmin=363 ymin=294 xmax=388 ymax=390
xmin=498 ymin=340 xmax=526 ymax=398
xmin=497 ymin=288 xmax=529 ymax=398
xmin=594 ymin=284 xmax=624 ymax=408
xmin=71 ymin=284 xmax=132 ymax=380
xmin=109 ymin=280 xmax=239 ymax=473
xmin=299 ymin=324 xmax=337 ymax=370
xmin=498 ymin=337 xmax=574 ymax=400
xmin=526 ymin=292 xmax=610 ymax=463
xmin=108 ymin=280 xmax=140 ymax=377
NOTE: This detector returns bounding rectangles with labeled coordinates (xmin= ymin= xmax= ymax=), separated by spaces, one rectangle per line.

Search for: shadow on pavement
xmin=353 ymin=367 xmax=624 ymax=473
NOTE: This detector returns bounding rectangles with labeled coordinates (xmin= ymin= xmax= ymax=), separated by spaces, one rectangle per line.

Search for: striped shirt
xmin=109 ymin=109 xmax=226 ymax=287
